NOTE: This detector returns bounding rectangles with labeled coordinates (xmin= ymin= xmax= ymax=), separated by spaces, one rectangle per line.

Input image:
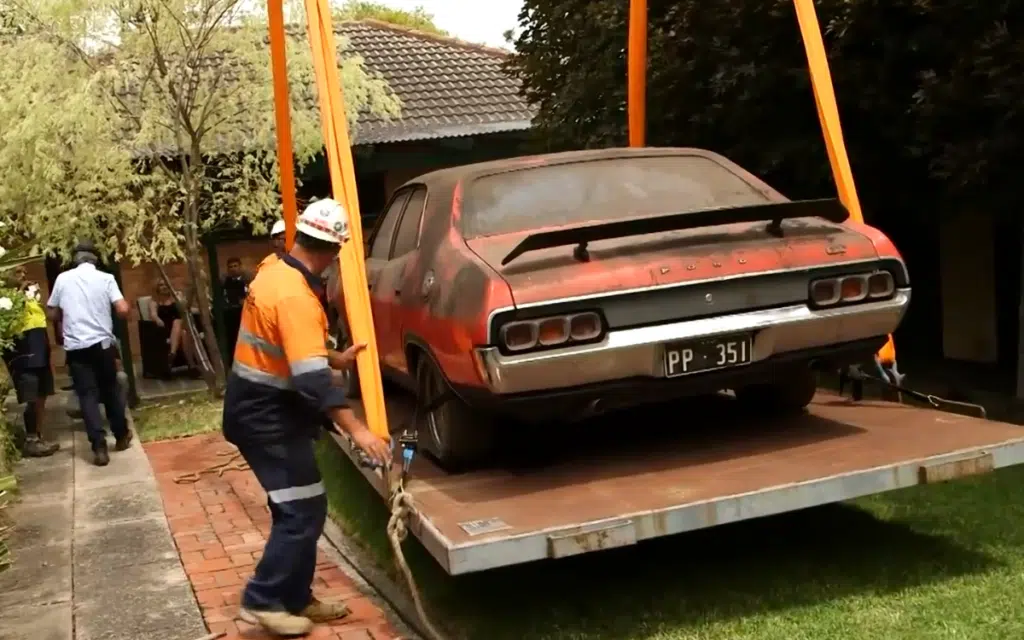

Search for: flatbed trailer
xmin=331 ymin=391 xmax=1024 ymax=576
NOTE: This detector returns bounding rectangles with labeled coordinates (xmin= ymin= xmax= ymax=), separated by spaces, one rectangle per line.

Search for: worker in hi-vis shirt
xmin=255 ymin=219 xmax=287 ymax=276
xmin=270 ymin=218 xmax=286 ymax=257
xmin=222 ymin=198 xmax=390 ymax=636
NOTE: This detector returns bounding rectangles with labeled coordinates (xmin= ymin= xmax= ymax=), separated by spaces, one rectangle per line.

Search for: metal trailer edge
xmin=328 ymin=394 xmax=1024 ymax=576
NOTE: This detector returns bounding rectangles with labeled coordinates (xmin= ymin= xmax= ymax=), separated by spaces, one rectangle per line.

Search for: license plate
xmin=664 ymin=333 xmax=753 ymax=377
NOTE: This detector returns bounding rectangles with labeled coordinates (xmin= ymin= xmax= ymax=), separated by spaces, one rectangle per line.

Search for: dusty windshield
xmin=461 ymin=155 xmax=771 ymax=238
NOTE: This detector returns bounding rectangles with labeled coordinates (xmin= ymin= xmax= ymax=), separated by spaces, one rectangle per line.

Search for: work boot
xmin=93 ymin=446 xmax=110 ymax=467
xmin=22 ymin=435 xmax=59 ymax=458
xmin=114 ymin=430 xmax=134 ymax=452
xmin=238 ymin=608 xmax=313 ymax=636
xmin=300 ymin=597 xmax=350 ymax=623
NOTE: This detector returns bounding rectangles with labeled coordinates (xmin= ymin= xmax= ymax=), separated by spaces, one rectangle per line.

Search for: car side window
xmin=390 ymin=187 xmax=427 ymax=259
xmin=369 ymin=189 xmax=411 ymax=260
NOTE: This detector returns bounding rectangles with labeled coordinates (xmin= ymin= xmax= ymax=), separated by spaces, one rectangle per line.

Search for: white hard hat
xmin=297 ymin=198 xmax=350 ymax=245
xmin=270 ymin=219 xmax=286 ymax=237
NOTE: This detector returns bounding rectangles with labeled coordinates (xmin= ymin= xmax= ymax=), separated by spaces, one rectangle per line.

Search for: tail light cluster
xmin=500 ymin=311 xmax=604 ymax=352
xmin=810 ymin=271 xmax=895 ymax=307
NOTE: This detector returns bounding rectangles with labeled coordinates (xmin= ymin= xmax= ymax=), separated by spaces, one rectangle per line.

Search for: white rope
xmin=386 ymin=476 xmax=448 ymax=640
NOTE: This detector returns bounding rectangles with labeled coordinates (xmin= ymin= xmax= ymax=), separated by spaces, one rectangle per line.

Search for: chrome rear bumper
xmin=475 ymin=289 xmax=910 ymax=395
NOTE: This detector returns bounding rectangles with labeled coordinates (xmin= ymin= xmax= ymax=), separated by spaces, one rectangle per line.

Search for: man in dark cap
xmin=47 ymin=241 xmax=133 ymax=466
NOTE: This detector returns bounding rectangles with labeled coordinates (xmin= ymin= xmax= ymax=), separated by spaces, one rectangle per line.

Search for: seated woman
xmin=147 ymin=280 xmax=197 ymax=374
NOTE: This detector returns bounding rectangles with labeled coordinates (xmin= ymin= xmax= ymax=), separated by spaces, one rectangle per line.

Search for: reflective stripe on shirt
xmin=21 ymin=298 xmax=47 ymax=332
xmin=222 ymin=255 xmax=348 ymax=444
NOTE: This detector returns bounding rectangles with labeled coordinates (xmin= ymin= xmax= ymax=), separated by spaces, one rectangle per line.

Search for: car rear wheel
xmin=735 ymin=367 xmax=818 ymax=415
xmin=416 ymin=356 xmax=493 ymax=472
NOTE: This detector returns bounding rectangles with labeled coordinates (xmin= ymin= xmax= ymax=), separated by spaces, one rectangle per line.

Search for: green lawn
xmin=133 ymin=394 xmax=222 ymax=442
xmin=148 ymin=393 xmax=1024 ymax=638
xmin=315 ymin=439 xmax=1024 ymax=640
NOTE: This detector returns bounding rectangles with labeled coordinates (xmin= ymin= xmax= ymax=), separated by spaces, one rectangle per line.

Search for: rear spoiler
xmin=499 ymin=198 xmax=849 ymax=266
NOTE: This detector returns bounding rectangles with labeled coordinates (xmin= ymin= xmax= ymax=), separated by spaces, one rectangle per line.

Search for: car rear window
xmin=461 ymin=155 xmax=772 ymax=238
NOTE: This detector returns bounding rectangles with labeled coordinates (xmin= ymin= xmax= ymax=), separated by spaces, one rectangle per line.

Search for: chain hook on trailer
xmin=839 ymin=362 xmax=987 ymax=419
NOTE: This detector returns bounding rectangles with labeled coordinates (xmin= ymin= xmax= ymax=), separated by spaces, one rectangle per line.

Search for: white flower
xmin=0 ymin=297 xmax=13 ymax=311
xmin=0 ymin=247 xmax=7 ymax=259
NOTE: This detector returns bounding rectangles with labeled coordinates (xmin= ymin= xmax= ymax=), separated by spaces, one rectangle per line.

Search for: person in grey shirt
xmin=47 ymin=242 xmax=133 ymax=466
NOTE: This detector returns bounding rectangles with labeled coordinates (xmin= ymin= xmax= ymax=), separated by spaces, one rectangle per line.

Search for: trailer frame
xmin=330 ymin=392 xmax=1024 ymax=576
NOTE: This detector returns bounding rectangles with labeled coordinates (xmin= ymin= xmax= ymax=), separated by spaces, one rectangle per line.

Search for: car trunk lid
xmin=465 ymin=215 xmax=880 ymax=307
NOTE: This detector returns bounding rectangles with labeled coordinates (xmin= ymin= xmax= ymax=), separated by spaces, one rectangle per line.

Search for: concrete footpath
xmin=0 ymin=393 xmax=412 ymax=640
xmin=0 ymin=400 xmax=207 ymax=640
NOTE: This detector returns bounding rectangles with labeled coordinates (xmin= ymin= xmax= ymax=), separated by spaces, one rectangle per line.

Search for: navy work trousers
xmin=237 ymin=436 xmax=326 ymax=614
xmin=65 ymin=342 xmax=129 ymax=451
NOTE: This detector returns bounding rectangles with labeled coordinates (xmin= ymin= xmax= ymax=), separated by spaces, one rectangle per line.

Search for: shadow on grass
xmin=316 ymin=437 xmax=1018 ymax=640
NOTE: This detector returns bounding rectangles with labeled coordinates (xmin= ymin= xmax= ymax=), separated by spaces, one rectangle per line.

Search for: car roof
xmin=400 ymin=146 xmax=774 ymax=194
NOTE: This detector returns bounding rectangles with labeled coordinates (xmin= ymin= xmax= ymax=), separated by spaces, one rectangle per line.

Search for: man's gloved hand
xmin=351 ymin=427 xmax=391 ymax=467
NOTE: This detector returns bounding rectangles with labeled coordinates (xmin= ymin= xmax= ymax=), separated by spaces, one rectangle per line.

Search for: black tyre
xmin=736 ymin=367 xmax=818 ymax=415
xmin=416 ymin=355 xmax=493 ymax=472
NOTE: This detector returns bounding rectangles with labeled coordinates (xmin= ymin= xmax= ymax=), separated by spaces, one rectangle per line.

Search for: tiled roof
xmin=339 ymin=20 xmax=535 ymax=145
xmin=114 ymin=20 xmax=533 ymax=155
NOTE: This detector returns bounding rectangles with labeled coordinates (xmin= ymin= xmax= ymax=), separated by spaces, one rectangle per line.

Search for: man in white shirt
xmin=47 ymin=241 xmax=133 ymax=466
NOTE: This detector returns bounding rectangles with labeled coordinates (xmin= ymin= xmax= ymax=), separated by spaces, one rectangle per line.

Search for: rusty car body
xmin=328 ymin=147 xmax=911 ymax=470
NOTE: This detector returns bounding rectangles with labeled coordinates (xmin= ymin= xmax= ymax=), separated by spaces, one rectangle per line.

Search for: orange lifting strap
xmin=627 ymin=0 xmax=647 ymax=147
xmin=626 ymin=0 xmax=897 ymax=365
xmin=266 ymin=0 xmax=391 ymax=439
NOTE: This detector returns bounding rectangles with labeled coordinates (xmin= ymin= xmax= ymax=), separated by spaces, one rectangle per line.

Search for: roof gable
xmin=339 ymin=20 xmax=535 ymax=145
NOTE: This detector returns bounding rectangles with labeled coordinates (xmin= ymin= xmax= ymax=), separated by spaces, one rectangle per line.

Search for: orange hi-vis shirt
xmin=256 ymin=252 xmax=280 ymax=273
xmin=222 ymin=254 xmax=347 ymax=445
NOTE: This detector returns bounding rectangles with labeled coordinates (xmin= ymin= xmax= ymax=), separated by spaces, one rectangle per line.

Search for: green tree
xmin=506 ymin=0 xmax=842 ymax=196
xmin=334 ymin=1 xmax=446 ymax=35
xmin=506 ymin=0 xmax=1024 ymax=215
xmin=1 ymin=0 xmax=400 ymax=393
